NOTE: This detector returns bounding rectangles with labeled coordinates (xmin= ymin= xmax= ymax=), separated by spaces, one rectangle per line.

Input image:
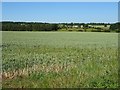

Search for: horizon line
xmin=1 ymin=20 xmax=118 ymax=24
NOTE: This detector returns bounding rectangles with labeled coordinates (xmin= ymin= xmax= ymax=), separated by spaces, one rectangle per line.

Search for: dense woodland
xmin=2 ymin=21 xmax=120 ymax=32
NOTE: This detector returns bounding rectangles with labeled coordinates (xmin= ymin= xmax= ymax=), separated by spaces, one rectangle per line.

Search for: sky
xmin=2 ymin=0 xmax=120 ymax=2
xmin=2 ymin=2 xmax=118 ymax=23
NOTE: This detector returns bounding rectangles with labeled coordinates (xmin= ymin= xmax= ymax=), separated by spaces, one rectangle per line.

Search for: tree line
xmin=2 ymin=21 xmax=120 ymax=32
xmin=2 ymin=21 xmax=59 ymax=31
xmin=110 ymin=22 xmax=120 ymax=32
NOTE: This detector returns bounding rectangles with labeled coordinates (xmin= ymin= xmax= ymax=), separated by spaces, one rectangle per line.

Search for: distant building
xmin=72 ymin=25 xmax=78 ymax=28
xmin=80 ymin=25 xmax=84 ymax=28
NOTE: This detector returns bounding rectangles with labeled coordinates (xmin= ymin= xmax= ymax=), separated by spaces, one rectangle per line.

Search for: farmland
xmin=2 ymin=31 xmax=118 ymax=88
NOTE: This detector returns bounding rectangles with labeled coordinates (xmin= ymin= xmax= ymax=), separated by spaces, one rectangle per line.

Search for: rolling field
xmin=2 ymin=31 xmax=118 ymax=88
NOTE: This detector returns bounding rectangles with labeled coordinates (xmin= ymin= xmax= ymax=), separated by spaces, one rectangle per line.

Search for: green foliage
xmin=2 ymin=21 xmax=119 ymax=33
xmin=2 ymin=32 xmax=118 ymax=88
xmin=2 ymin=22 xmax=59 ymax=31
xmin=110 ymin=22 xmax=120 ymax=32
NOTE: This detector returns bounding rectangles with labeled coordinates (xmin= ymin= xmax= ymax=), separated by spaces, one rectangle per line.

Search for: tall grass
xmin=2 ymin=31 xmax=118 ymax=88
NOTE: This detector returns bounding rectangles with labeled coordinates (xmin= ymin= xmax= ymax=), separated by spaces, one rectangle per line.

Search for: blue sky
xmin=2 ymin=2 xmax=118 ymax=23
